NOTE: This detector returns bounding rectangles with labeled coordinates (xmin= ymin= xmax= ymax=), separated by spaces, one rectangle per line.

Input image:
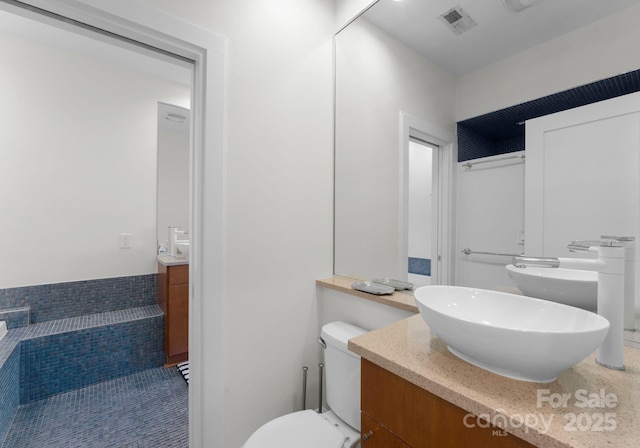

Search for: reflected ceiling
xmin=365 ymin=0 xmax=640 ymax=76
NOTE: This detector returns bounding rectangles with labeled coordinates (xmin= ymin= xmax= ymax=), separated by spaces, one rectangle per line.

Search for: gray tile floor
xmin=1 ymin=367 xmax=188 ymax=448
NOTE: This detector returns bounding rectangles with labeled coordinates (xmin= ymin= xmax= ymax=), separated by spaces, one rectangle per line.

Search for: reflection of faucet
xmin=168 ymin=226 xmax=189 ymax=257
xmin=513 ymin=238 xmax=626 ymax=371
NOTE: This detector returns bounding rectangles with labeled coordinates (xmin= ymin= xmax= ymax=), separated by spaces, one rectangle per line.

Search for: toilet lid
xmin=243 ymin=410 xmax=346 ymax=448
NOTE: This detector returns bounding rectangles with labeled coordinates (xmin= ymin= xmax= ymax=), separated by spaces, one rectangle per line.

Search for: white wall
xmin=334 ymin=17 xmax=455 ymax=281
xmin=334 ymin=0 xmax=375 ymax=30
xmin=455 ymin=154 xmax=525 ymax=290
xmin=455 ymin=3 xmax=640 ymax=121
xmin=453 ymin=3 xmax=640 ymax=289
xmin=0 ymin=29 xmax=189 ymax=289
xmin=138 ymin=1 xmax=335 ymax=446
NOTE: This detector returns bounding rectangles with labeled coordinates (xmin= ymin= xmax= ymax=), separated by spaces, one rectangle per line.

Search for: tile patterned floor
xmin=1 ymin=367 xmax=188 ymax=448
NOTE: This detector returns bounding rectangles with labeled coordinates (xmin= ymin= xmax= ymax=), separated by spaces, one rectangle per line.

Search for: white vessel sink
xmin=414 ymin=286 xmax=609 ymax=383
xmin=506 ymin=264 xmax=597 ymax=311
xmin=0 ymin=321 xmax=7 ymax=342
xmin=176 ymin=241 xmax=189 ymax=257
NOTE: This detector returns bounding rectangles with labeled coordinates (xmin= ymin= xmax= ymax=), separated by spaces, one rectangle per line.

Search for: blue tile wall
xmin=0 ymin=274 xmax=157 ymax=324
xmin=458 ymin=68 xmax=640 ymax=162
xmin=0 ymin=345 xmax=19 ymax=444
xmin=19 ymin=306 xmax=164 ymax=404
xmin=409 ymin=257 xmax=431 ymax=276
xmin=0 ymin=308 xmax=30 ymax=330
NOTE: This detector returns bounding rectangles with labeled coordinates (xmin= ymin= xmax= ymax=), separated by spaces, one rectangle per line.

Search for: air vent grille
xmin=438 ymin=5 xmax=477 ymax=35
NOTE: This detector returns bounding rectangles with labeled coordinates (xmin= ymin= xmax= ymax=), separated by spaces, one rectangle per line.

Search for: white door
xmin=525 ymin=92 xmax=640 ymax=312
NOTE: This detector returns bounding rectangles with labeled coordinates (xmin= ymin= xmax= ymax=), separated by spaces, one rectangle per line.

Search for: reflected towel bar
xmin=462 ymin=153 xmax=525 ymax=170
xmin=461 ymin=248 xmax=522 ymax=257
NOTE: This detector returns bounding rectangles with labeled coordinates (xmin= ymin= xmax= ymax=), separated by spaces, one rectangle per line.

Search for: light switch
xmin=120 ymin=233 xmax=133 ymax=249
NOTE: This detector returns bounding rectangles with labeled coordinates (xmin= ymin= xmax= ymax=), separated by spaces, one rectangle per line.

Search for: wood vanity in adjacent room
xmin=157 ymin=256 xmax=189 ymax=365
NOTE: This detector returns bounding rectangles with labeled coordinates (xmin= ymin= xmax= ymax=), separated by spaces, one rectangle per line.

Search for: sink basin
xmin=505 ymin=264 xmax=597 ymax=311
xmin=414 ymin=285 xmax=609 ymax=382
xmin=0 ymin=321 xmax=7 ymax=342
xmin=176 ymin=241 xmax=189 ymax=257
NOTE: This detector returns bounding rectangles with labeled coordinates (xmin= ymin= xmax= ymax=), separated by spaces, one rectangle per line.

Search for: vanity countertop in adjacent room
xmin=157 ymin=254 xmax=189 ymax=267
xmin=349 ymin=314 xmax=640 ymax=448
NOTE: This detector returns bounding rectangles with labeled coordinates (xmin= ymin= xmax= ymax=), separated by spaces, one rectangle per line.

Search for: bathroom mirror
xmin=157 ymin=102 xmax=191 ymax=251
xmin=334 ymin=0 xmax=457 ymax=286
xmin=333 ymin=0 xmax=640 ymax=288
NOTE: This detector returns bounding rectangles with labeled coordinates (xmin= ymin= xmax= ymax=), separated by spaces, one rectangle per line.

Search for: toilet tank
xmin=321 ymin=321 xmax=367 ymax=431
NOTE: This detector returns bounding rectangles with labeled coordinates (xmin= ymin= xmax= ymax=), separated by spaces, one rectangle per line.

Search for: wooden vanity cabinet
xmin=157 ymin=262 xmax=189 ymax=365
xmin=360 ymin=359 xmax=534 ymax=448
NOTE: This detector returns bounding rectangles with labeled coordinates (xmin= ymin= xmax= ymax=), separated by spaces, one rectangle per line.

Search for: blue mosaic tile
xmin=0 ymin=347 xmax=19 ymax=444
xmin=0 ymin=274 xmax=157 ymax=324
xmin=0 ymin=307 xmax=30 ymax=329
xmin=1 ymin=367 xmax=187 ymax=448
xmin=457 ymin=68 xmax=640 ymax=162
xmin=19 ymin=306 xmax=164 ymax=404
xmin=409 ymin=257 xmax=431 ymax=276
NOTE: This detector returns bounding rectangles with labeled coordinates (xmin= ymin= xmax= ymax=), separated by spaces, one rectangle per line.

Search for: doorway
xmin=408 ymin=138 xmax=438 ymax=287
xmin=0 ymin=1 xmax=226 ymax=446
xmin=400 ymin=113 xmax=454 ymax=286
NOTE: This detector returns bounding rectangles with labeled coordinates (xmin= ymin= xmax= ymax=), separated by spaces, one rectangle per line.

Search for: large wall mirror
xmin=334 ymin=0 xmax=640 ymax=301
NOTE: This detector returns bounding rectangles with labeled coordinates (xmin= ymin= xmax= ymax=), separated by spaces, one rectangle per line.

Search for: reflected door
xmin=408 ymin=138 xmax=437 ymax=287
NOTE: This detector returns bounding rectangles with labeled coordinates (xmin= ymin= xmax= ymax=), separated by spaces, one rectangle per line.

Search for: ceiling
xmin=362 ymin=0 xmax=640 ymax=76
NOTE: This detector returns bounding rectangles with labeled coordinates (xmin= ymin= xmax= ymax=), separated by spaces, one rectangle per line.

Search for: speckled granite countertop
xmin=157 ymin=254 xmax=189 ymax=267
xmin=349 ymin=314 xmax=640 ymax=448
xmin=316 ymin=276 xmax=418 ymax=313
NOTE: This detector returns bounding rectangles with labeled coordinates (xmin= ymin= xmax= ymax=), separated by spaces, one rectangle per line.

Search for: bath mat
xmin=177 ymin=361 xmax=189 ymax=385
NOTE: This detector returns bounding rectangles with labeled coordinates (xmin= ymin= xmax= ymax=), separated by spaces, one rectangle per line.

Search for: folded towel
xmin=176 ymin=361 xmax=189 ymax=385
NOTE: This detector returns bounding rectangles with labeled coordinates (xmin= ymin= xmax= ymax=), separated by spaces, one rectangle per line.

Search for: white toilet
xmin=243 ymin=321 xmax=366 ymax=448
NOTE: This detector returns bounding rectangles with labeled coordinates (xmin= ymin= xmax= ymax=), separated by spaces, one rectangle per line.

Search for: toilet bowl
xmin=243 ymin=409 xmax=359 ymax=448
xmin=243 ymin=321 xmax=366 ymax=448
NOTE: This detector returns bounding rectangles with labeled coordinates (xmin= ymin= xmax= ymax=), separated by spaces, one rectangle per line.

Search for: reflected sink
xmin=506 ymin=264 xmax=597 ymax=311
xmin=414 ymin=286 xmax=609 ymax=383
xmin=0 ymin=321 xmax=7 ymax=342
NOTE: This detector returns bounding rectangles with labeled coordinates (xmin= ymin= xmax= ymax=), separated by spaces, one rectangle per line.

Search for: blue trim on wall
xmin=409 ymin=257 xmax=431 ymax=276
xmin=458 ymin=68 xmax=640 ymax=162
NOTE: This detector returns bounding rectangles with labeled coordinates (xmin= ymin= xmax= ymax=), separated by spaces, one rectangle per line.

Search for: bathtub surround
xmin=0 ymin=273 xmax=165 ymax=443
xmin=0 ymin=305 xmax=164 ymax=442
xmin=19 ymin=306 xmax=164 ymax=403
xmin=0 ymin=308 xmax=29 ymax=330
xmin=0 ymin=274 xmax=157 ymax=324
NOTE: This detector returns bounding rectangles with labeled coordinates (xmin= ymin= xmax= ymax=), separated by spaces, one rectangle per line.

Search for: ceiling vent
xmin=438 ymin=5 xmax=477 ymax=35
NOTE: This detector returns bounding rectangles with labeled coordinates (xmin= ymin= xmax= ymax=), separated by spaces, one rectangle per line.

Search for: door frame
xmin=0 ymin=1 xmax=226 ymax=446
xmin=399 ymin=112 xmax=455 ymax=285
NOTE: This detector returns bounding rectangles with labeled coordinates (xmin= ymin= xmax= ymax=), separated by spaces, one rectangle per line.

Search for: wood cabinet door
xmin=361 ymin=413 xmax=410 ymax=448
xmin=167 ymin=283 xmax=189 ymax=357
xmin=361 ymin=359 xmax=534 ymax=448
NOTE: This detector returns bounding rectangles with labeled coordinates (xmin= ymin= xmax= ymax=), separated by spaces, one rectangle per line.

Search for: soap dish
xmin=352 ymin=281 xmax=395 ymax=295
xmin=372 ymin=278 xmax=414 ymax=290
